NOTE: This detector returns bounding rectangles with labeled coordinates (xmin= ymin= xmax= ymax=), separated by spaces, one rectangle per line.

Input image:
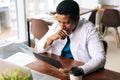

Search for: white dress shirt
xmin=36 ymin=18 xmax=106 ymax=75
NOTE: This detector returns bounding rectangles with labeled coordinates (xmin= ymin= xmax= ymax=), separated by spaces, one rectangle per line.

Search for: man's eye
xmin=58 ymin=21 xmax=70 ymax=25
xmin=64 ymin=22 xmax=70 ymax=24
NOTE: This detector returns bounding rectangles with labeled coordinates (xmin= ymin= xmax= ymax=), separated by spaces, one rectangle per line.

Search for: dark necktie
xmin=61 ymin=36 xmax=73 ymax=59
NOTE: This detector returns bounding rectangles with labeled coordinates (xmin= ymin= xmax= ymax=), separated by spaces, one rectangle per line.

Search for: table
xmin=98 ymin=5 xmax=118 ymax=11
xmin=26 ymin=52 xmax=120 ymax=80
xmin=26 ymin=52 xmax=84 ymax=80
xmin=80 ymin=8 xmax=96 ymax=15
xmin=26 ymin=8 xmax=96 ymax=47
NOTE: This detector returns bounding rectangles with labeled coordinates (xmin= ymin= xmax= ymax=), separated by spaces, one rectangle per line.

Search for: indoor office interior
xmin=0 ymin=0 xmax=120 ymax=75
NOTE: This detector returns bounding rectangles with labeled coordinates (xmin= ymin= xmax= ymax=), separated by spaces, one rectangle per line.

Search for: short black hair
xmin=56 ymin=0 xmax=79 ymax=21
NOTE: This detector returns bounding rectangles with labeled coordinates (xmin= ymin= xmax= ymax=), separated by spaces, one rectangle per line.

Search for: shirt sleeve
xmin=78 ymin=23 xmax=106 ymax=75
xmin=36 ymin=21 xmax=60 ymax=53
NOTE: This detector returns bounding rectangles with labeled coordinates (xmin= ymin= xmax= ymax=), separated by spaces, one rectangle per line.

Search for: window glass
xmin=0 ymin=0 xmax=26 ymax=46
xmin=0 ymin=0 xmax=18 ymax=45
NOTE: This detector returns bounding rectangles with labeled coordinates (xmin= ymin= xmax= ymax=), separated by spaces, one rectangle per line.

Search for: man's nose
xmin=60 ymin=23 xmax=65 ymax=29
xmin=60 ymin=22 xmax=64 ymax=26
xmin=61 ymin=26 xmax=66 ymax=30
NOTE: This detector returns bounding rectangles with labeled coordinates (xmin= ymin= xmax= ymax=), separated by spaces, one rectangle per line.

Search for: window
xmin=25 ymin=0 xmax=62 ymax=17
xmin=0 ymin=0 xmax=26 ymax=46
xmin=0 ymin=0 xmax=18 ymax=45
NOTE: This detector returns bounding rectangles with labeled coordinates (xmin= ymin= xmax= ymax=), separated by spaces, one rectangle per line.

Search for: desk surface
xmin=26 ymin=52 xmax=120 ymax=80
xmin=26 ymin=52 xmax=84 ymax=80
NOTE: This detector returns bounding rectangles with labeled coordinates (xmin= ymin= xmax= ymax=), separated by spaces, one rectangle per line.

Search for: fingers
xmin=51 ymin=29 xmax=68 ymax=40
xmin=59 ymin=68 xmax=70 ymax=77
xmin=58 ymin=30 xmax=67 ymax=40
xmin=59 ymin=68 xmax=69 ymax=73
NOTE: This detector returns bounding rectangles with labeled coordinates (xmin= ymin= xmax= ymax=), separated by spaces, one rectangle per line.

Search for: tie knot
xmin=67 ymin=36 xmax=69 ymax=40
xmin=67 ymin=36 xmax=70 ymax=42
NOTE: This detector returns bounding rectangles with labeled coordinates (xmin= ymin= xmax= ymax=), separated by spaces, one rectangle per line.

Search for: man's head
xmin=56 ymin=0 xmax=80 ymax=34
xmin=56 ymin=0 xmax=79 ymax=22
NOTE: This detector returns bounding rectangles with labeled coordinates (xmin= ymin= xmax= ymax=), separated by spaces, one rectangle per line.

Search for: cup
xmin=69 ymin=67 xmax=83 ymax=80
xmin=70 ymin=73 xmax=82 ymax=80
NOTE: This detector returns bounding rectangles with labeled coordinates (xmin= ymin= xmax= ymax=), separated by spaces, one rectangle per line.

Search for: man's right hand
xmin=44 ymin=29 xmax=67 ymax=49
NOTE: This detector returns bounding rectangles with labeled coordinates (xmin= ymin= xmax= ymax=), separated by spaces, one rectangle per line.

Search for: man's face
xmin=57 ymin=14 xmax=77 ymax=34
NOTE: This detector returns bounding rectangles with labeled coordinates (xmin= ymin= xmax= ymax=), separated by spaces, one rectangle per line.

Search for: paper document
xmin=5 ymin=52 xmax=36 ymax=66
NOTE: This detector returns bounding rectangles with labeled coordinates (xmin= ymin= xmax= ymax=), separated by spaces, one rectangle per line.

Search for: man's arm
xmin=44 ymin=29 xmax=67 ymax=49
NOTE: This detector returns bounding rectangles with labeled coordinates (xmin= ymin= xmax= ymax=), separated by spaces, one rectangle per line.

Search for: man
xmin=36 ymin=0 xmax=106 ymax=76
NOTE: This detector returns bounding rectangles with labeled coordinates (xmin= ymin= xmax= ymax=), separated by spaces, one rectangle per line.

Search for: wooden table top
xmin=80 ymin=7 xmax=96 ymax=15
xmin=26 ymin=52 xmax=120 ymax=80
xmin=83 ymin=69 xmax=120 ymax=80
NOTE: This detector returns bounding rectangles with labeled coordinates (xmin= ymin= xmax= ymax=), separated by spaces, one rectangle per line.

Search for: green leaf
xmin=0 ymin=69 xmax=32 ymax=80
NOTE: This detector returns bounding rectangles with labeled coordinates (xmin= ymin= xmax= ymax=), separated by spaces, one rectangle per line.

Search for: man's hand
xmin=44 ymin=29 xmax=67 ymax=48
xmin=59 ymin=68 xmax=70 ymax=77
xmin=58 ymin=29 xmax=68 ymax=40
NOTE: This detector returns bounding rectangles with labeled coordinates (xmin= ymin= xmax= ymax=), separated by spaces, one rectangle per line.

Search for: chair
xmin=101 ymin=40 xmax=108 ymax=69
xmin=88 ymin=10 xmax=98 ymax=25
xmin=101 ymin=9 xmax=120 ymax=47
xmin=102 ymin=40 xmax=108 ymax=54
xmin=31 ymin=19 xmax=49 ymax=46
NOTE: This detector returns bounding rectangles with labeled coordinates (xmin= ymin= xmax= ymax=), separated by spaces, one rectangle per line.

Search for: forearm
xmin=79 ymin=56 xmax=106 ymax=75
xmin=36 ymin=33 xmax=53 ymax=52
xmin=44 ymin=32 xmax=61 ymax=49
xmin=36 ymin=38 xmax=48 ymax=52
xmin=44 ymin=37 xmax=54 ymax=49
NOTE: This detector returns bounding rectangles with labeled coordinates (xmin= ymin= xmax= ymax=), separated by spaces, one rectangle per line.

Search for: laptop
xmin=4 ymin=52 xmax=60 ymax=80
xmin=2 ymin=58 xmax=60 ymax=80
xmin=3 ymin=43 xmax=61 ymax=80
xmin=16 ymin=43 xmax=63 ymax=69
xmin=33 ymin=51 xmax=63 ymax=69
